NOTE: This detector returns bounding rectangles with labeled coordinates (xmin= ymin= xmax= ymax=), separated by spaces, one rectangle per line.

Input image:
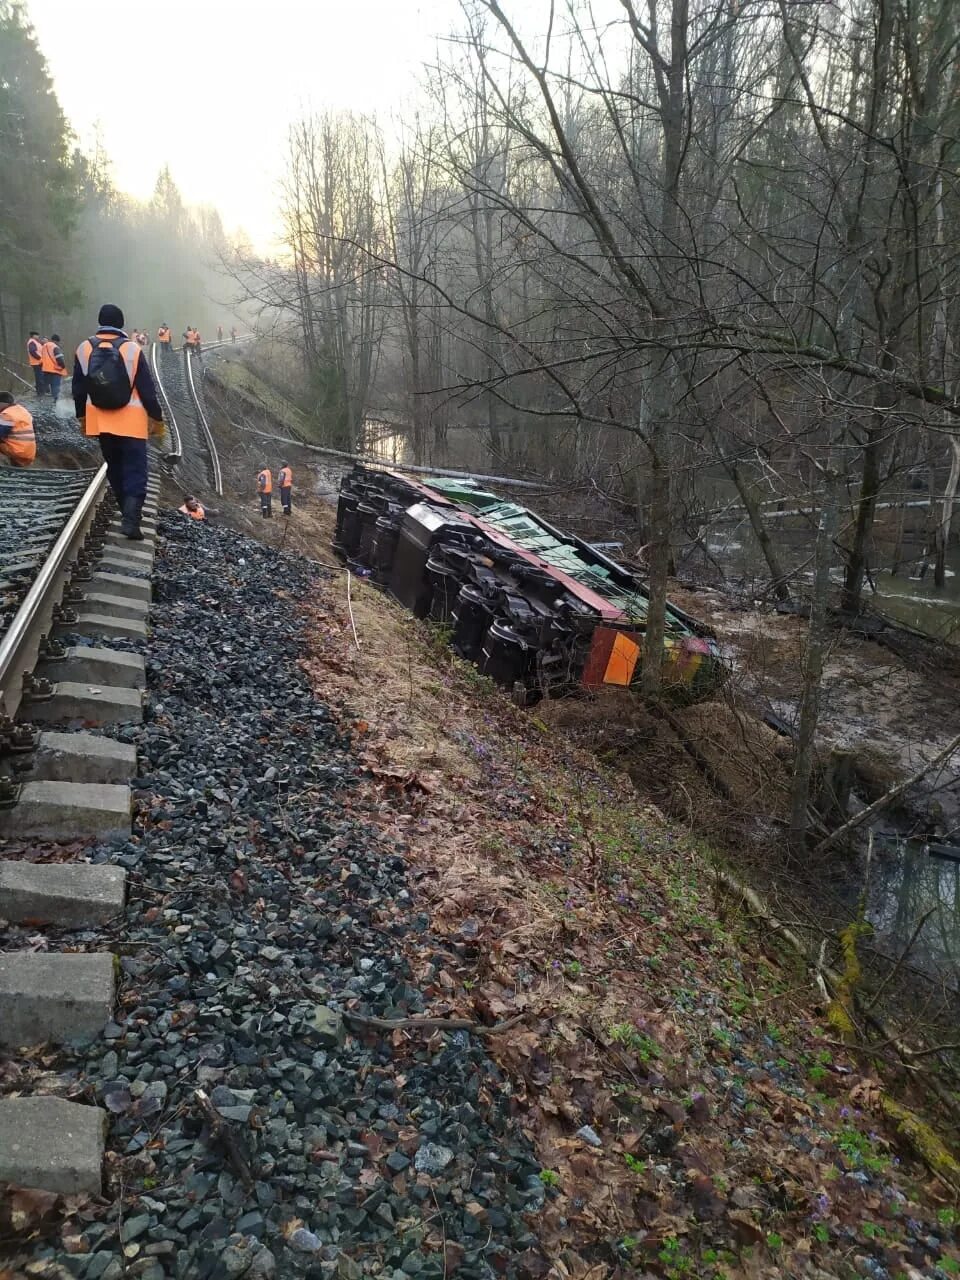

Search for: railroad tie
xmin=0 ymin=468 xmax=160 ymax=1193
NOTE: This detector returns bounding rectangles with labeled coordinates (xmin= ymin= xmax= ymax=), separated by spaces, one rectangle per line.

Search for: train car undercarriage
xmin=333 ymin=465 xmax=725 ymax=704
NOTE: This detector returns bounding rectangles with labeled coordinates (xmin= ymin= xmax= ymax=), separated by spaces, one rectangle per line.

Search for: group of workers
xmin=256 ymin=464 xmax=293 ymax=517
xmin=3 ymin=307 xmax=294 ymax=539
xmin=26 ymin=332 xmax=67 ymax=400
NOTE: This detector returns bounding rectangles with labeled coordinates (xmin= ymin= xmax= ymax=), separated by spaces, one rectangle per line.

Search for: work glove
xmin=148 ymin=418 xmax=166 ymax=441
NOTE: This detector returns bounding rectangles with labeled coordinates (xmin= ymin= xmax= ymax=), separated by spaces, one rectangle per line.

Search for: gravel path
xmin=4 ymin=514 xmax=544 ymax=1280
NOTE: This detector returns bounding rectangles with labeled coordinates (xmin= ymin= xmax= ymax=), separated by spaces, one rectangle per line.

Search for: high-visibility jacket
xmin=257 ymin=469 xmax=272 ymax=494
xmin=0 ymin=403 xmax=36 ymax=465
xmin=278 ymin=466 xmax=293 ymax=489
xmin=75 ymin=333 xmax=148 ymax=440
xmin=40 ymin=340 xmax=64 ymax=374
xmin=179 ymin=502 xmax=205 ymax=520
xmin=184 ymin=329 xmax=197 ymax=346
xmin=26 ymin=338 xmax=42 ymax=367
xmin=158 ymin=326 xmax=171 ymax=344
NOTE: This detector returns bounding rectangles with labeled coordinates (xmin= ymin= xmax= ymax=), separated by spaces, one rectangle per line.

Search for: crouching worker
xmin=74 ymin=304 xmax=165 ymax=540
xmin=179 ymin=496 xmax=206 ymax=520
xmin=0 ymin=392 xmax=36 ymax=466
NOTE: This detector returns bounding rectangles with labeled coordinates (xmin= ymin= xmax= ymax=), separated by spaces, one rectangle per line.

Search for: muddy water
xmin=705 ymin=522 xmax=960 ymax=644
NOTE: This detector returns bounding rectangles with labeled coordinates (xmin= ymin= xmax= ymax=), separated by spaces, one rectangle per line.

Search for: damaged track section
xmin=2 ymin=513 xmax=545 ymax=1280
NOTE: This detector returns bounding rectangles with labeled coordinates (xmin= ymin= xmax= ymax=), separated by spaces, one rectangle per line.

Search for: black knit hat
xmin=98 ymin=303 xmax=124 ymax=328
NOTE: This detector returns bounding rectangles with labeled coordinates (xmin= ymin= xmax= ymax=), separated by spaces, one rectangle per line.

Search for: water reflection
xmin=870 ymin=570 xmax=960 ymax=642
xmin=867 ymin=845 xmax=960 ymax=985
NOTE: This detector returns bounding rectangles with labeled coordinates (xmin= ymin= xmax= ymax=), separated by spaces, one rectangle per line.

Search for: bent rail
xmin=183 ymin=348 xmax=223 ymax=496
xmin=151 ymin=343 xmax=183 ymax=461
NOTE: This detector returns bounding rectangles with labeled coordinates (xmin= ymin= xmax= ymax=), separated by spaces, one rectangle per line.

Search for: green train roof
xmin=424 ymin=477 xmax=694 ymax=635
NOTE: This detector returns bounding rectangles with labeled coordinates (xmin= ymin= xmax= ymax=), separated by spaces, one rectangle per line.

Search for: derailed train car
xmin=333 ymin=465 xmax=725 ymax=703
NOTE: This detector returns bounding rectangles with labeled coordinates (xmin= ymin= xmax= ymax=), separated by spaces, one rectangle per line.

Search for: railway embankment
xmin=3 ymin=384 xmax=960 ymax=1278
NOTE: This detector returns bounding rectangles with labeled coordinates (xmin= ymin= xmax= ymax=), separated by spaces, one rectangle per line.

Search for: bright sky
xmin=27 ymin=0 xmax=458 ymax=252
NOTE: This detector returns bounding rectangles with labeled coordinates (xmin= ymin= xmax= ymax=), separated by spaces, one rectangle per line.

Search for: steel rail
xmin=183 ymin=347 xmax=223 ymax=496
xmin=151 ymin=342 xmax=183 ymax=461
xmin=0 ymin=463 xmax=108 ymax=723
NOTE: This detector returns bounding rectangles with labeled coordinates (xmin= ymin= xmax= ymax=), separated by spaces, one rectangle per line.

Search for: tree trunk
xmin=709 ymin=425 xmax=792 ymax=604
xmin=842 ymin=421 xmax=882 ymax=611
xmin=789 ymin=453 xmax=842 ymax=855
xmin=935 ymin=439 xmax=960 ymax=588
xmin=640 ymin=392 xmax=674 ymax=694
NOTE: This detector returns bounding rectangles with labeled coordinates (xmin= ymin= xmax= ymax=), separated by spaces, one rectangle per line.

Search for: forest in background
xmin=0 ymin=2 xmax=235 ymax=361
xmin=228 ymin=0 xmax=960 ymax=852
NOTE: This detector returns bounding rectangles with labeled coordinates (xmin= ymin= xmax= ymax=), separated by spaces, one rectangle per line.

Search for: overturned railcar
xmin=333 ymin=465 xmax=725 ymax=703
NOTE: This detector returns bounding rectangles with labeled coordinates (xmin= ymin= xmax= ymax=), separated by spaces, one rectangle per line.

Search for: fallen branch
xmin=812 ymin=731 xmax=960 ymax=856
xmin=346 ymin=569 xmax=361 ymax=650
xmin=343 ymin=1011 xmax=527 ymax=1037
xmin=194 ymin=1089 xmax=255 ymax=1191
xmin=645 ymin=697 xmax=734 ymax=803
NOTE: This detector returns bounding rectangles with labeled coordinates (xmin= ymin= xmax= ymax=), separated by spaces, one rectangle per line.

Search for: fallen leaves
xmin=294 ymin=561 xmax=960 ymax=1279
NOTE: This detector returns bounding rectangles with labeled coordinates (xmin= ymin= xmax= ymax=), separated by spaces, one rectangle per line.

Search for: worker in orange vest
xmin=278 ymin=463 xmax=293 ymax=516
xmin=157 ymin=324 xmax=172 ymax=357
xmin=40 ymin=334 xmax=66 ymax=401
xmin=73 ymin=304 xmax=165 ymax=539
xmin=26 ymin=332 xmax=44 ymax=397
xmin=257 ymin=466 xmax=273 ymax=518
xmin=0 ymin=391 xmax=36 ymax=466
xmin=179 ymin=496 xmax=206 ymax=520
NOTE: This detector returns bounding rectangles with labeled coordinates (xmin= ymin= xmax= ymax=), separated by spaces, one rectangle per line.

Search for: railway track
xmin=0 ymin=466 xmax=108 ymax=725
xmin=0 ymin=467 xmax=157 ymax=1194
xmin=150 ymin=342 xmax=231 ymax=496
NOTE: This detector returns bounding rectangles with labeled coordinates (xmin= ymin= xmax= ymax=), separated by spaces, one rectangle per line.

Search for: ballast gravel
xmin=5 ymin=513 xmax=546 ymax=1280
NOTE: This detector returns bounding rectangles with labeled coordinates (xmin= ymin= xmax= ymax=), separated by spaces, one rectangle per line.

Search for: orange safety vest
xmin=26 ymin=338 xmax=42 ymax=367
xmin=0 ymin=404 xmax=36 ymax=465
xmin=179 ymin=502 xmax=205 ymax=520
xmin=278 ymin=466 xmax=293 ymax=489
xmin=40 ymin=340 xmax=63 ymax=374
xmin=75 ymin=333 xmax=148 ymax=440
xmin=257 ymin=469 xmax=272 ymax=494
xmin=158 ymin=327 xmax=171 ymax=343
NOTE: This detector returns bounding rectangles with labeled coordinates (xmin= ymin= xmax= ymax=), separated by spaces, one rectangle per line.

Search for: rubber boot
xmin=120 ymin=495 xmax=144 ymax=541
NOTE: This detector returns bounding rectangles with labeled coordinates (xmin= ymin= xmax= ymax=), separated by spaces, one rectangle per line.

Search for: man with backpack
xmin=73 ymin=304 xmax=165 ymax=540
